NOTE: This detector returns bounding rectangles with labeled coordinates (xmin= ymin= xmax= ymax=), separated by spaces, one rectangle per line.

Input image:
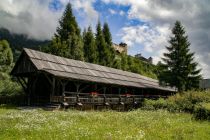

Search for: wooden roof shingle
xmin=12 ymin=48 xmax=176 ymax=92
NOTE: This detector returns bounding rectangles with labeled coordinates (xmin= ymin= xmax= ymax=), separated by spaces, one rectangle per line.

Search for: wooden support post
xmin=103 ymin=87 xmax=107 ymax=104
xmin=27 ymin=77 xmax=32 ymax=106
xmin=60 ymin=80 xmax=67 ymax=102
xmin=118 ymin=87 xmax=121 ymax=95
xmin=76 ymin=84 xmax=80 ymax=93
xmin=50 ymin=77 xmax=55 ymax=103
xmin=75 ymin=83 xmax=81 ymax=103
xmin=103 ymin=87 xmax=106 ymax=95
xmin=31 ymin=75 xmax=38 ymax=104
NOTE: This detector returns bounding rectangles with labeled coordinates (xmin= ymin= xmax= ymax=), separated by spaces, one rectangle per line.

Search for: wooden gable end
xmin=11 ymin=51 xmax=37 ymax=76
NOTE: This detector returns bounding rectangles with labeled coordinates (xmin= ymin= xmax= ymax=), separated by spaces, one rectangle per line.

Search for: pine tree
xmin=102 ymin=22 xmax=115 ymax=67
xmin=160 ymin=21 xmax=201 ymax=92
xmin=49 ymin=37 xmax=69 ymax=57
xmin=55 ymin=3 xmax=80 ymax=41
xmin=50 ymin=3 xmax=84 ymax=60
xmin=83 ymin=26 xmax=98 ymax=63
xmin=103 ymin=22 xmax=112 ymax=47
xmin=95 ymin=21 xmax=110 ymax=66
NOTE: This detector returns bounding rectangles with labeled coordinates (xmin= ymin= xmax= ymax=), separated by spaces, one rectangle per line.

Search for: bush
xmin=0 ymin=72 xmax=23 ymax=96
xmin=167 ymin=90 xmax=210 ymax=113
xmin=142 ymin=98 xmax=168 ymax=110
xmin=193 ymin=103 xmax=210 ymax=121
xmin=141 ymin=90 xmax=210 ymax=117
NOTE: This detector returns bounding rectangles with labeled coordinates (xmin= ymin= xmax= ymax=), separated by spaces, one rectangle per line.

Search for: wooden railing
xmin=51 ymin=92 xmax=167 ymax=105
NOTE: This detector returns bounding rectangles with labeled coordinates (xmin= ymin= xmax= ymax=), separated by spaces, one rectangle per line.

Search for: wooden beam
xmin=52 ymin=77 xmax=55 ymax=96
xmin=103 ymin=87 xmax=106 ymax=95
xmin=44 ymin=73 xmax=53 ymax=85
xmin=20 ymin=77 xmax=27 ymax=87
xmin=60 ymin=80 xmax=67 ymax=97
xmin=50 ymin=77 xmax=55 ymax=103
xmin=17 ymin=77 xmax=27 ymax=93
xmin=79 ymin=85 xmax=89 ymax=93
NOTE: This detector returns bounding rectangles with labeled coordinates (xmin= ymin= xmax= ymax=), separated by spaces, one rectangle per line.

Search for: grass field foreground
xmin=0 ymin=107 xmax=210 ymax=140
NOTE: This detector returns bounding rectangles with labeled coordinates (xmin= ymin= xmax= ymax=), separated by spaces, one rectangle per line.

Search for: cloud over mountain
xmin=0 ymin=0 xmax=98 ymax=40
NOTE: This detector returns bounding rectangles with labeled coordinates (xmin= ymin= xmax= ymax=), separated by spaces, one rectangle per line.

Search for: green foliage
xmin=55 ymin=3 xmax=80 ymax=41
xmin=193 ymin=103 xmax=210 ymax=121
xmin=83 ymin=26 xmax=98 ymax=63
xmin=141 ymin=90 xmax=210 ymax=120
xmin=0 ymin=40 xmax=13 ymax=71
xmin=0 ymin=40 xmax=22 ymax=96
xmin=116 ymin=54 xmax=157 ymax=79
xmin=160 ymin=21 xmax=201 ymax=92
xmin=142 ymin=98 xmax=168 ymax=110
xmin=95 ymin=21 xmax=110 ymax=66
xmin=121 ymin=53 xmax=128 ymax=71
xmin=103 ymin=22 xmax=112 ymax=47
xmin=68 ymin=32 xmax=84 ymax=61
xmin=48 ymin=3 xmax=84 ymax=61
xmin=112 ymin=57 xmax=121 ymax=69
xmin=47 ymin=37 xmax=69 ymax=57
xmin=102 ymin=22 xmax=115 ymax=66
xmin=0 ymin=73 xmax=22 ymax=96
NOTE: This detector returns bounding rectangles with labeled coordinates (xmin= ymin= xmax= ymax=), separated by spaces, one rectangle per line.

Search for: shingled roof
xmin=11 ymin=48 xmax=176 ymax=92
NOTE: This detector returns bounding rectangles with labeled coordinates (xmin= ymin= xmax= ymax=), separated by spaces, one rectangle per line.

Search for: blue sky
xmin=0 ymin=0 xmax=210 ymax=78
xmin=68 ymin=0 xmax=148 ymax=57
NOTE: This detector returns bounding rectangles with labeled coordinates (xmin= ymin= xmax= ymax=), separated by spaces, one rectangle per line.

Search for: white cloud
xmin=119 ymin=10 xmax=125 ymax=16
xmin=0 ymin=0 xmax=98 ymax=40
xmin=120 ymin=24 xmax=170 ymax=63
xmin=103 ymin=0 xmax=210 ymax=78
xmin=109 ymin=9 xmax=116 ymax=15
xmin=70 ymin=0 xmax=98 ymax=24
xmin=0 ymin=0 xmax=60 ymax=40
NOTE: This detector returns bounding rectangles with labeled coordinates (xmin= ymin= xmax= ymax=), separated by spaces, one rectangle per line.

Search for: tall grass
xmin=0 ymin=107 xmax=210 ymax=140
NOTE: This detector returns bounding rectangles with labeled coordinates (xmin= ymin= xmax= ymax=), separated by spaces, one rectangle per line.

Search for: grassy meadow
xmin=0 ymin=106 xmax=210 ymax=140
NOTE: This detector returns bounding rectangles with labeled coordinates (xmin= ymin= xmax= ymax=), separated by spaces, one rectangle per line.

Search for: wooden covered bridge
xmin=11 ymin=48 xmax=176 ymax=109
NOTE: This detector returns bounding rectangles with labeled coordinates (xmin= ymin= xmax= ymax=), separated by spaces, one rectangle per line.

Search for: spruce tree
xmin=103 ymin=22 xmax=112 ymax=47
xmin=55 ymin=3 xmax=80 ymax=41
xmin=49 ymin=37 xmax=69 ymax=57
xmin=50 ymin=3 xmax=84 ymax=60
xmin=160 ymin=21 xmax=201 ymax=92
xmin=83 ymin=26 xmax=98 ymax=63
xmin=103 ymin=22 xmax=115 ymax=67
xmin=95 ymin=21 xmax=110 ymax=66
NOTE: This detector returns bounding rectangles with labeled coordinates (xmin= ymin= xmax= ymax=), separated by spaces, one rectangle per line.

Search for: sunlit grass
xmin=0 ymin=107 xmax=210 ymax=140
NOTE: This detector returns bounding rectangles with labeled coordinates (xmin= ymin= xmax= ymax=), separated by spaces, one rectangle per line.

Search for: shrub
xmin=141 ymin=90 xmax=210 ymax=115
xmin=167 ymin=90 xmax=210 ymax=113
xmin=141 ymin=98 xmax=167 ymax=110
xmin=193 ymin=103 xmax=210 ymax=121
xmin=0 ymin=72 xmax=23 ymax=96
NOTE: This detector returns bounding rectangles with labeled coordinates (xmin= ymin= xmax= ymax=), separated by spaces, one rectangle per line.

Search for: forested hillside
xmin=0 ymin=28 xmax=50 ymax=61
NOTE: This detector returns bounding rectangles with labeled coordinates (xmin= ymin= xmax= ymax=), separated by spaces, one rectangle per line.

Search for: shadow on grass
xmin=0 ymin=104 xmax=19 ymax=110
